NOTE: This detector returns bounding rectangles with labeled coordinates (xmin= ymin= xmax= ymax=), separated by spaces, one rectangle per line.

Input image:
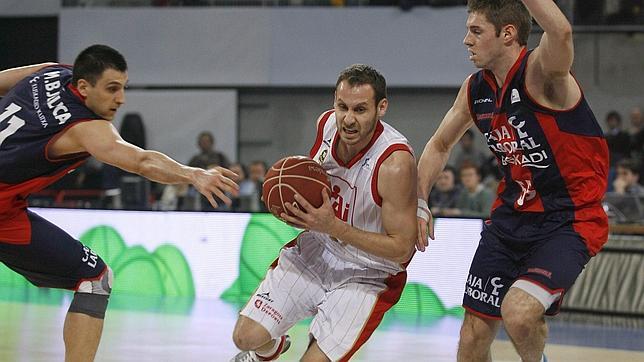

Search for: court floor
xmin=1 ymin=297 xmax=643 ymax=362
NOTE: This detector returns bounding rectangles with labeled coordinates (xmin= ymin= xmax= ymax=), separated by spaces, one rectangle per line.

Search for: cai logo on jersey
xmin=330 ymin=178 xmax=357 ymax=223
xmin=484 ymin=115 xmax=550 ymax=169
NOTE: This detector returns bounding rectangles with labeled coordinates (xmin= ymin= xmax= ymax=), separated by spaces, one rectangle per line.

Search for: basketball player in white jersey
xmin=230 ymin=64 xmax=420 ymax=362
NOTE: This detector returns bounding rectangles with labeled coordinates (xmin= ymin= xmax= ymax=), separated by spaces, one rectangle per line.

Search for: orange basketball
xmin=262 ymin=156 xmax=331 ymax=219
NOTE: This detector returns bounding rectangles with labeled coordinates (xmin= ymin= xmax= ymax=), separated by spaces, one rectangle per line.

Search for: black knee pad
xmin=68 ymin=292 xmax=110 ymax=319
xmin=68 ymin=266 xmax=113 ymax=319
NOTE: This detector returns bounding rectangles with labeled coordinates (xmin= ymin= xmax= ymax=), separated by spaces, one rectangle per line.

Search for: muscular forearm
xmin=417 ymin=137 xmax=451 ymax=201
xmin=0 ymin=63 xmax=57 ymax=96
xmin=135 ymin=150 xmax=197 ymax=185
xmin=331 ymin=221 xmax=414 ymax=263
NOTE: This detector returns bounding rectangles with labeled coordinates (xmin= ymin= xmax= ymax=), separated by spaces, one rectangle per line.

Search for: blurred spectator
xmin=628 ymin=106 xmax=642 ymax=136
xmin=229 ymin=162 xmax=258 ymax=212
xmin=629 ymin=107 xmax=644 ymax=177
xmin=604 ymin=110 xmax=631 ymax=167
xmin=613 ymin=159 xmax=644 ymax=196
xmin=247 ymin=160 xmax=268 ymax=212
xmin=188 ymin=131 xmax=231 ymax=211
xmin=428 ymin=166 xmax=462 ymax=216
xmin=453 ymin=163 xmax=494 ymax=218
xmin=188 ymin=131 xmax=231 ymax=170
xmin=448 ymin=129 xmax=487 ymax=172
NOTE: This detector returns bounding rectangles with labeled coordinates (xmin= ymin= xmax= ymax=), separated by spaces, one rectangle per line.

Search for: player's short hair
xmin=336 ymin=64 xmax=387 ymax=105
xmin=72 ymin=44 xmax=128 ymax=86
xmin=467 ymin=0 xmax=532 ymax=46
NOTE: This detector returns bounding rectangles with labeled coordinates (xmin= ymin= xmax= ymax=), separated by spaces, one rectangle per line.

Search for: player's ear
xmin=377 ymin=98 xmax=388 ymax=118
xmin=502 ymin=24 xmax=517 ymax=45
xmin=76 ymin=78 xmax=90 ymax=97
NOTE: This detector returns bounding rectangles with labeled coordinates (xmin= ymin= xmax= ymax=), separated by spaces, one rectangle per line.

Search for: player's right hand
xmin=192 ymin=167 xmax=239 ymax=208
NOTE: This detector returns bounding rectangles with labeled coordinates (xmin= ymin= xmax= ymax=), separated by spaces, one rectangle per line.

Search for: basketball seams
xmin=270 ymin=159 xmax=321 ymax=172
xmin=263 ymin=156 xmax=331 ymax=218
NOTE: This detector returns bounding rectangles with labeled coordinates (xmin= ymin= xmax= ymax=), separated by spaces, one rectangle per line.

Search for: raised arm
xmin=416 ymin=77 xmax=474 ymax=249
xmin=57 ymin=120 xmax=238 ymax=207
xmin=0 ymin=63 xmax=57 ymax=96
xmin=418 ymin=77 xmax=474 ymax=201
xmin=523 ymin=0 xmax=574 ymax=76
xmin=283 ymin=150 xmax=418 ymax=264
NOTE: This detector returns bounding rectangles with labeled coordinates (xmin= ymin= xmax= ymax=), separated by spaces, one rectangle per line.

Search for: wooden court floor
xmin=1 ymin=298 xmax=643 ymax=362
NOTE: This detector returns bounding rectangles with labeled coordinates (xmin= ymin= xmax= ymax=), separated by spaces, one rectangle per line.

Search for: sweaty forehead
xmin=336 ymin=82 xmax=375 ymax=104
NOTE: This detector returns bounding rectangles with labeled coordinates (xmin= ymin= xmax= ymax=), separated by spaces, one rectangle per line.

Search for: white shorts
xmin=240 ymin=232 xmax=406 ymax=361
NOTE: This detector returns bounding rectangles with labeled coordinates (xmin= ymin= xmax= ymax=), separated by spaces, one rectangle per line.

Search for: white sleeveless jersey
xmin=307 ymin=110 xmax=414 ymax=274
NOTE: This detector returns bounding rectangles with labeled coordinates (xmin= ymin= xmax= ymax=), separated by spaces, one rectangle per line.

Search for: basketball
xmin=262 ymin=155 xmax=331 ymax=219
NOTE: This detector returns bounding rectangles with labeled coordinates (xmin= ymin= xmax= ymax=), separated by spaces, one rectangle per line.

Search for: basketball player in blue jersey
xmin=416 ymin=1 xmax=608 ymax=361
xmin=0 ymin=44 xmax=238 ymax=362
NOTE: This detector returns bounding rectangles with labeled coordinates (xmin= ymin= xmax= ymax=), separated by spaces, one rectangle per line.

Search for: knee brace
xmin=68 ymin=266 xmax=113 ymax=319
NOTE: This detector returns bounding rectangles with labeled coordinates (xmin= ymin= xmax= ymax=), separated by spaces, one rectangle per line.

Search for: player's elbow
xmin=390 ymin=239 xmax=415 ymax=264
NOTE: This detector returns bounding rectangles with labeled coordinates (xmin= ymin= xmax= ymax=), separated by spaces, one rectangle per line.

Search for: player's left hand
xmin=281 ymin=189 xmax=343 ymax=235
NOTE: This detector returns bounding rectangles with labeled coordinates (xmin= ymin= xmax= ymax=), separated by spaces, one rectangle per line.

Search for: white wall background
xmin=113 ymin=90 xmax=238 ymax=164
xmin=59 ymin=7 xmax=473 ymax=87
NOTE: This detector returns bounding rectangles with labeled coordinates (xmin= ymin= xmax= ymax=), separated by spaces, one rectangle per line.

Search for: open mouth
xmin=343 ymin=127 xmax=358 ymax=135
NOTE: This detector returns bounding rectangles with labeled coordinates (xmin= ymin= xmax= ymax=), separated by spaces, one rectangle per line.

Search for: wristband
xmin=417 ymin=198 xmax=430 ymax=222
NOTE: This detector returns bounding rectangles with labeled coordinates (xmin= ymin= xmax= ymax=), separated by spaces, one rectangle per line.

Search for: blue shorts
xmin=463 ymin=225 xmax=591 ymax=319
xmin=0 ymin=209 xmax=107 ymax=290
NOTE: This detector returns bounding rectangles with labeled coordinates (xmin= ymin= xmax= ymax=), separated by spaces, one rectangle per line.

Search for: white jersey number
xmin=0 ymin=103 xmax=26 ymax=147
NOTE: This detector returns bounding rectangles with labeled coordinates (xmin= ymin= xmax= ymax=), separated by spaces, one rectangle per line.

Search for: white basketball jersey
xmin=308 ymin=110 xmax=414 ymax=274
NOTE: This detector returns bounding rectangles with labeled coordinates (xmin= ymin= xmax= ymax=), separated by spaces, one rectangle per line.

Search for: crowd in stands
xmin=32 ymin=105 xmax=644 ymax=222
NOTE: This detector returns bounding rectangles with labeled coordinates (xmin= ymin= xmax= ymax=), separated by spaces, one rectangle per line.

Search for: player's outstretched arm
xmin=523 ymin=0 xmax=574 ymax=77
xmin=0 ymin=63 xmax=57 ymax=96
xmin=416 ymin=77 xmax=474 ymax=249
xmin=61 ymin=120 xmax=239 ymax=207
xmin=282 ymin=150 xmax=417 ymax=264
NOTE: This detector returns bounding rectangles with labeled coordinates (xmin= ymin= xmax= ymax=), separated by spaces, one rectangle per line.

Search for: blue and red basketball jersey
xmin=468 ymin=48 xmax=609 ymax=255
xmin=0 ymin=65 xmax=99 ymax=218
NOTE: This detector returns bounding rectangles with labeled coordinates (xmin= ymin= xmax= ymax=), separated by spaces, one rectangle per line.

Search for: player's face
xmin=78 ymin=68 xmax=128 ymax=121
xmin=334 ymin=81 xmax=387 ymax=150
xmin=463 ymin=12 xmax=504 ymax=69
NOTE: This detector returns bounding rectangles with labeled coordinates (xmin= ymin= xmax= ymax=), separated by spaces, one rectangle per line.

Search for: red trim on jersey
xmin=0 ymin=160 xmax=86 ymax=217
xmin=332 ymin=121 xmax=385 ymax=169
xmin=339 ymin=270 xmax=407 ymax=362
xmin=309 ymin=110 xmax=334 ymax=158
xmin=482 ymin=71 xmax=497 ymax=92
xmin=72 ymin=265 xmax=108 ymax=291
xmin=495 ymin=47 xmax=527 ymax=109
xmin=67 ymin=83 xmax=86 ymax=102
xmin=536 ymin=113 xmax=609 ymax=255
xmin=463 ymin=305 xmax=503 ymax=320
xmin=0 ymin=210 xmax=31 ymax=244
xmin=466 ymin=75 xmax=477 ymax=123
xmin=490 ymin=178 xmax=506 ymax=213
xmin=44 ymin=119 xmax=94 ymax=162
xmin=370 ymin=144 xmax=413 ymax=206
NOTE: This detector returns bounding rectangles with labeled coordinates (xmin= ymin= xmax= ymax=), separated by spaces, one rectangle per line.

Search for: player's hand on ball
xmin=193 ymin=167 xmax=239 ymax=208
xmin=281 ymin=189 xmax=342 ymax=235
